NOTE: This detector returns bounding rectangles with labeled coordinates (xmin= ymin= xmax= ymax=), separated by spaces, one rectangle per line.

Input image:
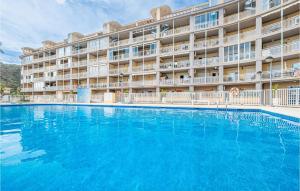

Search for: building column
xmin=189 ymin=32 xmax=195 ymax=92
xmin=87 ymin=53 xmax=90 ymax=86
xmin=106 ymin=50 xmax=110 ymax=92
xmin=218 ymin=27 xmax=224 ymax=92
xmin=255 ymin=16 xmax=263 ymax=90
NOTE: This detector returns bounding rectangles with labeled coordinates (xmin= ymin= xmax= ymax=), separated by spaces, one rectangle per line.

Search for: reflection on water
xmin=0 ymin=105 xmax=299 ymax=191
xmin=103 ymin=107 xmax=115 ymax=117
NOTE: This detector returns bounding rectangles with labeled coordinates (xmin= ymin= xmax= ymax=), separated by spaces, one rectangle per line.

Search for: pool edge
xmin=1 ymin=103 xmax=299 ymax=123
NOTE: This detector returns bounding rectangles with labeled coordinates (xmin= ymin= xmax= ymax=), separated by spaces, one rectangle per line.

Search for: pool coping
xmin=1 ymin=103 xmax=300 ymax=123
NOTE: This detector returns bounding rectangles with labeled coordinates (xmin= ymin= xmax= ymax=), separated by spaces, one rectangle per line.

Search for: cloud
xmin=56 ymin=0 xmax=66 ymax=4
xmin=0 ymin=0 xmax=207 ymax=64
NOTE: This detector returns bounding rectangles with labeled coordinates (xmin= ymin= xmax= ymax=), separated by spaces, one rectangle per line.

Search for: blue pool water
xmin=1 ymin=105 xmax=299 ymax=191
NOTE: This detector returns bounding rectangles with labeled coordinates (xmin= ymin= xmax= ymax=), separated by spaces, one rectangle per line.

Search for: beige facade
xmin=20 ymin=0 xmax=300 ymax=98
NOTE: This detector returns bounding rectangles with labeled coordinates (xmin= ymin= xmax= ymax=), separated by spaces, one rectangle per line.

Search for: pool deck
xmin=1 ymin=102 xmax=300 ymax=121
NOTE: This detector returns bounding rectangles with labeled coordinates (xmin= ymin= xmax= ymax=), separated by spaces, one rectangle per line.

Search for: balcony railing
xmin=132 ymin=64 xmax=156 ymax=73
xmin=224 ymin=30 xmax=256 ymax=45
xmin=175 ymin=78 xmax=191 ymax=85
xmin=239 ymin=73 xmax=256 ymax=82
xmin=224 ymin=51 xmax=255 ymax=63
xmin=109 ymin=81 xmax=129 ymax=88
xmin=160 ymin=79 xmax=174 ymax=86
xmin=261 ymin=70 xmax=300 ymax=80
xmin=160 ymin=26 xmax=190 ymax=38
xmin=262 ymin=15 xmax=300 ymax=35
xmin=111 ymin=53 xmax=129 ymax=61
xmin=44 ymin=86 xmax=57 ymax=91
xmin=110 ymin=39 xmax=130 ymax=47
xmin=109 ymin=68 xmax=129 ymax=75
xmin=262 ymin=0 xmax=281 ymax=11
xmin=90 ymin=83 xmax=107 ymax=89
xmin=224 ymin=75 xmax=239 ymax=82
xmin=194 ymin=38 xmax=219 ymax=49
xmin=109 ymin=68 xmax=118 ymax=75
xmin=133 ymin=34 xmax=156 ymax=43
xmin=131 ymin=80 xmax=156 ymax=87
xmin=194 ymin=76 xmax=219 ymax=84
xmin=160 ymin=60 xmax=190 ymax=70
xmin=133 ymin=49 xmax=156 ymax=57
xmin=194 ymin=57 xmax=219 ymax=67
xmin=143 ymin=64 xmax=156 ymax=72
xmin=174 ymin=44 xmax=189 ymax=53
xmin=160 ymin=46 xmax=173 ymax=55
xmin=119 ymin=67 xmax=129 ymax=74
xmin=224 ymin=9 xmax=256 ymax=24
xmin=194 ymin=20 xmax=218 ymax=31
xmin=262 ymin=40 xmax=300 ymax=58
xmin=72 ymin=48 xmax=88 ymax=54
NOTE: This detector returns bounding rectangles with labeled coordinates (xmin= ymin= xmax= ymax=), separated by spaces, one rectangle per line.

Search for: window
xmin=224 ymin=42 xmax=253 ymax=62
xmin=195 ymin=11 xmax=219 ymax=29
xmin=99 ymin=37 xmax=109 ymax=49
xmin=88 ymin=39 xmax=99 ymax=50
xmin=57 ymin=48 xmax=64 ymax=58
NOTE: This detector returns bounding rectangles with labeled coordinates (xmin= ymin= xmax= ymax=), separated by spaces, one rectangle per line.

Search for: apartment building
xmin=20 ymin=0 xmax=300 ymax=100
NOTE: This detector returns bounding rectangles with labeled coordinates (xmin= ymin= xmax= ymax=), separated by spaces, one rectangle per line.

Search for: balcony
xmin=131 ymin=80 xmax=156 ymax=87
xmin=239 ymin=73 xmax=256 ymax=82
xmin=175 ymin=78 xmax=191 ymax=85
xmin=56 ymin=75 xmax=64 ymax=80
xmin=262 ymin=0 xmax=281 ymax=11
xmin=223 ymin=9 xmax=256 ymax=24
xmin=261 ymin=69 xmax=300 ymax=80
xmin=22 ymin=88 xmax=33 ymax=92
xmin=194 ymin=20 xmax=218 ymax=31
xmin=224 ymin=51 xmax=255 ymax=63
xmin=45 ymin=65 xmax=57 ymax=71
xmin=194 ymin=38 xmax=219 ymax=50
xmin=160 ymin=26 xmax=190 ymax=38
xmin=160 ymin=60 xmax=190 ymax=70
xmin=110 ymin=39 xmax=130 ymax=47
xmin=90 ymin=83 xmax=107 ymax=89
xmin=33 ymin=77 xmax=44 ymax=82
xmin=72 ymin=60 xmax=87 ymax=67
xmin=79 ymin=72 xmax=87 ymax=78
xmin=160 ymin=79 xmax=174 ymax=86
xmin=109 ymin=68 xmax=118 ymax=75
xmin=119 ymin=67 xmax=129 ymax=74
xmin=174 ymin=44 xmax=189 ymax=53
xmin=109 ymin=81 xmax=129 ymax=88
xmin=193 ymin=76 xmax=219 ymax=84
xmin=132 ymin=65 xmax=156 ymax=73
xmin=133 ymin=49 xmax=156 ymax=58
xmin=111 ymin=53 xmax=129 ymax=61
xmin=57 ymin=63 xmax=69 ymax=69
xmin=109 ymin=67 xmax=129 ymax=75
xmin=160 ymin=46 xmax=173 ymax=55
xmin=224 ymin=30 xmax=256 ymax=45
xmin=44 ymin=86 xmax=57 ymax=91
xmin=194 ymin=57 xmax=219 ymax=68
xmin=262 ymin=40 xmax=300 ymax=58
xmin=133 ymin=34 xmax=156 ymax=43
xmin=32 ymin=67 xmax=44 ymax=73
xmin=72 ymin=48 xmax=88 ymax=55
xmin=262 ymin=15 xmax=300 ymax=36
xmin=44 ymin=76 xmax=56 ymax=81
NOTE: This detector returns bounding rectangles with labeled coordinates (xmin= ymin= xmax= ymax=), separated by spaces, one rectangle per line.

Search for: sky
xmin=0 ymin=0 xmax=208 ymax=65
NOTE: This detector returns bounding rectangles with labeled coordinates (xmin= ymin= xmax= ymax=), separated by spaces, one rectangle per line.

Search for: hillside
xmin=0 ymin=62 xmax=21 ymax=91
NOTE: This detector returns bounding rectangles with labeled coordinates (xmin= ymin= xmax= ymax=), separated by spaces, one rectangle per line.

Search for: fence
xmin=1 ymin=88 xmax=299 ymax=107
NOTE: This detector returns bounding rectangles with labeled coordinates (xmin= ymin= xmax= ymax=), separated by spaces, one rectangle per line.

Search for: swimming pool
xmin=1 ymin=105 xmax=299 ymax=191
